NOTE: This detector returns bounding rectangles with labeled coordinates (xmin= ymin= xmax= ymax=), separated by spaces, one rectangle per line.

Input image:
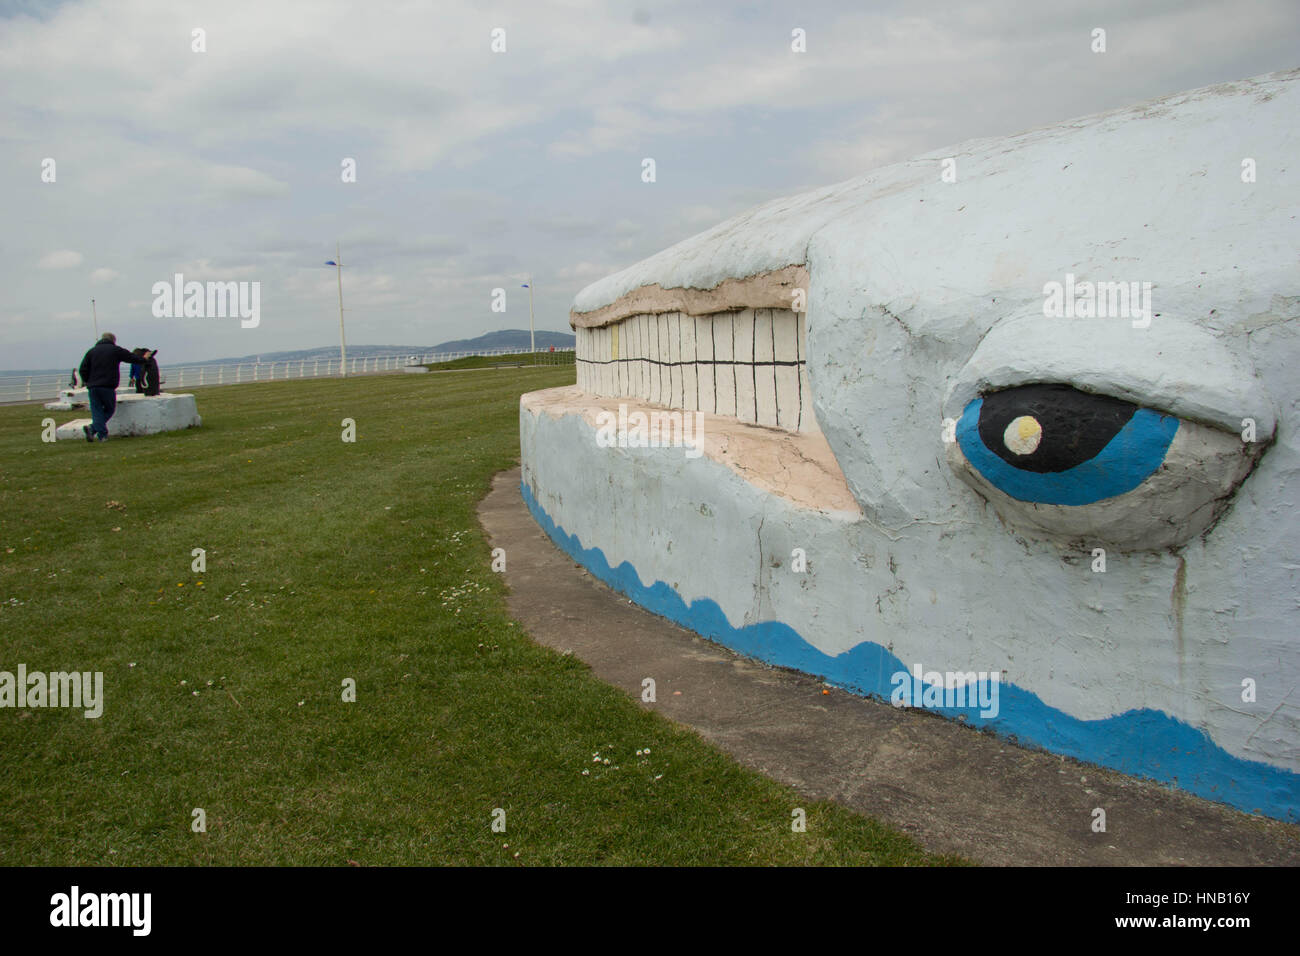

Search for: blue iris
xmin=956 ymin=397 xmax=1179 ymax=506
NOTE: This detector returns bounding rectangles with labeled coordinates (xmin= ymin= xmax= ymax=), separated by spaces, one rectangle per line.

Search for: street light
xmin=521 ymin=277 xmax=535 ymax=353
xmin=325 ymin=243 xmax=346 ymax=376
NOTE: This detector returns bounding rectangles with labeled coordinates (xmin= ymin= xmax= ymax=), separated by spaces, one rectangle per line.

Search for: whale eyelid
xmin=942 ymin=312 xmax=1275 ymax=438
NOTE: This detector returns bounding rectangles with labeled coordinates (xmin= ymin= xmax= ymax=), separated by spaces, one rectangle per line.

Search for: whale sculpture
xmin=520 ymin=69 xmax=1300 ymax=820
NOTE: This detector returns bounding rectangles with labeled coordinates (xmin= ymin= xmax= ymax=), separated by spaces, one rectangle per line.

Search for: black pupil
xmin=977 ymin=384 xmax=1137 ymax=473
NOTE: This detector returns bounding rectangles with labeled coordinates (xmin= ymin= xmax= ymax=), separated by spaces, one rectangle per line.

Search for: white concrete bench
xmin=45 ymin=386 xmax=136 ymax=411
xmin=56 ymin=393 xmax=202 ymax=440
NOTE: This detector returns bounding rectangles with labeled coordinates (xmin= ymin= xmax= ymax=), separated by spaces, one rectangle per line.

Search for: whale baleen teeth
xmin=575 ymin=306 xmax=816 ymax=434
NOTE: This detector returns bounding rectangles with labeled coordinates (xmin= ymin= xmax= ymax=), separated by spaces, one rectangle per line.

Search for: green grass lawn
xmin=0 ymin=370 xmax=963 ymax=866
xmin=423 ymin=351 xmax=573 ymax=371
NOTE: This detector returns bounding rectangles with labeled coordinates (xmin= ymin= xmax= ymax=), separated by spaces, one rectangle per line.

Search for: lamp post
xmin=325 ymin=244 xmax=346 ymax=376
xmin=521 ymin=277 xmax=535 ymax=353
xmin=91 ymin=298 xmax=98 ymax=339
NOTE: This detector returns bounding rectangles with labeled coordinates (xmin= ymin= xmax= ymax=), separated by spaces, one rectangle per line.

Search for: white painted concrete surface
xmin=524 ymin=69 xmax=1300 ymax=819
xmin=56 ymin=393 xmax=202 ymax=440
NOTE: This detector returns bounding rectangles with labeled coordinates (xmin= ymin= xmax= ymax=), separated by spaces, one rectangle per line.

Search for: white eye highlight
xmin=1003 ymin=416 xmax=1042 ymax=456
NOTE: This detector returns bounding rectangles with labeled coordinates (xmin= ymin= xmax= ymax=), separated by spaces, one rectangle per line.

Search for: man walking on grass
xmin=78 ymin=333 xmax=150 ymax=442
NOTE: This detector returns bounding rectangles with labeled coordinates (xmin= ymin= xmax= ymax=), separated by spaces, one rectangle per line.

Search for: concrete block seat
xmin=44 ymin=386 xmax=135 ymax=411
xmin=56 ymin=392 xmax=202 ymax=440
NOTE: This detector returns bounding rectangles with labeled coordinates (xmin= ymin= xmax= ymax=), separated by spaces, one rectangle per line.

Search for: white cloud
xmin=203 ymin=165 xmax=290 ymax=200
xmin=89 ymin=267 xmax=120 ymax=283
xmin=547 ymin=105 xmax=696 ymax=159
xmin=679 ymin=205 xmax=724 ymax=226
xmin=556 ymin=261 xmax=614 ymax=281
xmin=532 ymin=215 xmax=601 ymax=237
xmin=38 ymin=250 xmax=83 ymax=270
xmin=172 ymin=258 xmax=262 ymax=279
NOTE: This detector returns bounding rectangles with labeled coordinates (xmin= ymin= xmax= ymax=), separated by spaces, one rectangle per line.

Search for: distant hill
xmin=430 ymin=329 xmax=575 ymax=353
xmin=180 ymin=329 xmax=575 ymax=367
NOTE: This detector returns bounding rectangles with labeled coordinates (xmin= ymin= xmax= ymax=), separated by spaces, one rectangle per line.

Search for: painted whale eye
xmin=943 ymin=317 xmax=1270 ymax=549
xmin=956 ymin=384 xmax=1179 ymax=505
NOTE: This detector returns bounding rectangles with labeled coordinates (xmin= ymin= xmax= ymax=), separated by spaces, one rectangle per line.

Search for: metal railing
xmin=0 ymin=347 xmax=575 ymax=404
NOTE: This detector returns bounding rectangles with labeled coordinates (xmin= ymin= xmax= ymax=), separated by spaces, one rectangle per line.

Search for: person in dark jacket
xmin=140 ymin=349 xmax=161 ymax=396
xmin=78 ymin=333 xmax=150 ymax=442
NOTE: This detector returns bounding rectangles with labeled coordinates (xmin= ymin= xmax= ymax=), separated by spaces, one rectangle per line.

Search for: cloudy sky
xmin=2 ymin=0 xmax=1297 ymax=370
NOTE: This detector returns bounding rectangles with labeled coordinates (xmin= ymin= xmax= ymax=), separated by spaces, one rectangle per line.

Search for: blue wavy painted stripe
xmin=522 ymin=481 xmax=1299 ymax=822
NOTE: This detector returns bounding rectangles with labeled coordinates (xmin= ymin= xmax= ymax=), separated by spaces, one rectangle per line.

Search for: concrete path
xmin=480 ymin=468 xmax=1300 ymax=865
